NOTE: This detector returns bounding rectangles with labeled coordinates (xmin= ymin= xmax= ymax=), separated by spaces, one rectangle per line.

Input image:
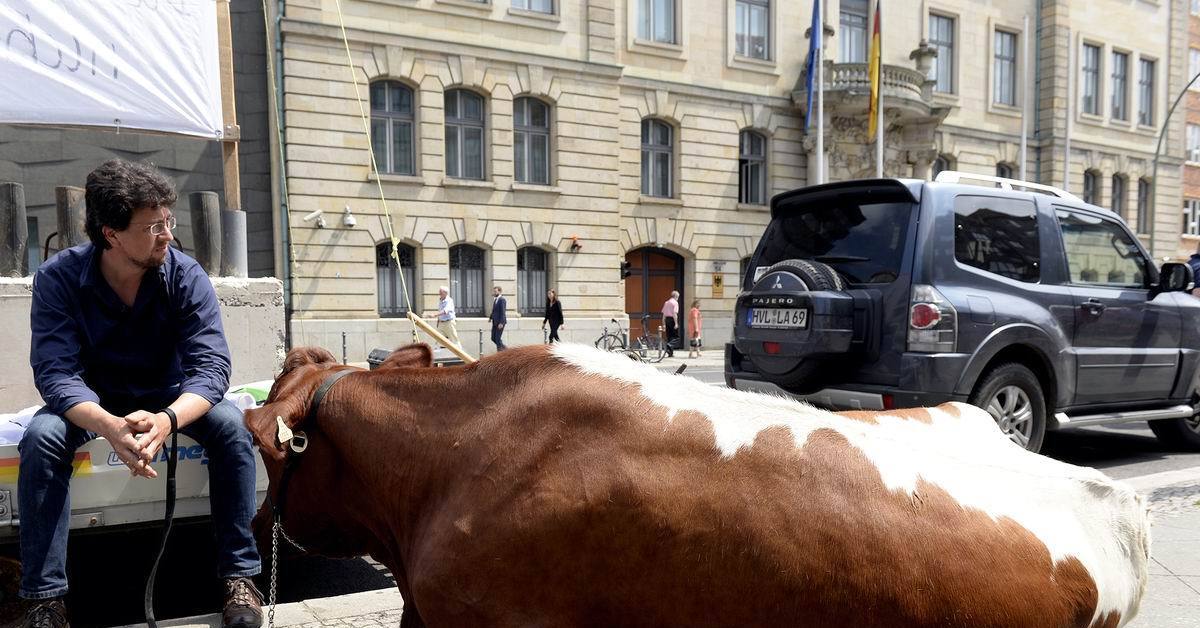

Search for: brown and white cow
xmin=245 ymin=342 xmax=1150 ymax=628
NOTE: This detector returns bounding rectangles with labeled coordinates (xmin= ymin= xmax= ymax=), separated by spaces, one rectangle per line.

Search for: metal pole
xmin=816 ymin=0 xmax=825 ymax=184
xmin=874 ymin=0 xmax=883 ymax=178
xmin=341 ymin=331 xmax=347 ymax=365
xmin=1149 ymin=69 xmax=1200 ymax=260
xmin=1020 ymin=14 xmax=1029 ymax=181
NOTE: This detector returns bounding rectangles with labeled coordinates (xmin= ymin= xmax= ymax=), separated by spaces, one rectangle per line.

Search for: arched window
xmin=1083 ymin=169 xmax=1100 ymax=205
xmin=739 ymin=130 xmax=767 ymax=205
xmin=449 ymin=244 xmax=486 ymax=317
xmin=995 ymin=162 xmax=1013 ymax=180
xmin=514 ymin=97 xmax=551 ymax=185
xmin=517 ymin=247 xmax=549 ymax=315
xmin=1137 ymin=178 xmax=1152 ymax=234
xmin=445 ymin=89 xmax=486 ymax=180
xmin=376 ymin=242 xmax=416 ymax=317
xmin=932 ymin=155 xmax=952 ymax=178
xmin=370 ymin=81 xmax=415 ymax=175
xmin=1111 ymin=174 xmax=1128 ymax=220
xmin=641 ymin=119 xmax=673 ymax=198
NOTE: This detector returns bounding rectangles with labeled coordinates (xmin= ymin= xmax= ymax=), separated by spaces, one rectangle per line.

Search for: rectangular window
xmin=517 ymin=248 xmax=548 ymax=315
xmin=1189 ymin=124 xmax=1200 ymax=161
xmin=638 ymin=0 xmax=675 ymax=44
xmin=1111 ymin=51 xmax=1128 ymax=121
xmin=1081 ymin=43 xmax=1100 ymax=115
xmin=993 ymin=30 xmax=1017 ymax=107
xmin=1185 ymin=200 xmax=1200 ymax=236
xmin=929 ymin=14 xmax=955 ymax=94
xmin=955 ymin=196 xmax=1040 ymax=282
xmin=736 ymin=0 xmax=770 ymax=60
xmin=1138 ymin=58 xmax=1155 ymax=126
xmin=839 ymin=0 xmax=868 ymax=63
xmin=1191 ymin=50 xmax=1200 ymax=91
xmin=512 ymin=0 xmax=553 ymax=13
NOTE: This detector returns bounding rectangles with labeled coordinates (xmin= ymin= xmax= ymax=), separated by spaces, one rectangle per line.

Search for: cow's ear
xmin=280 ymin=346 xmax=338 ymax=377
xmin=379 ymin=343 xmax=434 ymax=369
xmin=243 ymin=405 xmax=290 ymax=462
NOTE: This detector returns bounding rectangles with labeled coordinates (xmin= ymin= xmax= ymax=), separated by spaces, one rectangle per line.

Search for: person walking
xmin=488 ymin=286 xmax=507 ymax=352
xmin=1189 ymin=243 xmax=1200 ymax=296
xmin=21 ymin=160 xmax=263 ymax=628
xmin=435 ymin=286 xmax=461 ymax=349
xmin=688 ymin=299 xmax=703 ymax=359
xmin=661 ymin=290 xmax=680 ymax=358
xmin=542 ymin=289 xmax=564 ymax=343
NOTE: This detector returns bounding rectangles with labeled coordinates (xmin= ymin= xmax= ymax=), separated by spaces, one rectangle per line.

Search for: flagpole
xmin=1019 ymin=13 xmax=1029 ymax=181
xmin=816 ymin=0 xmax=825 ymax=184
xmin=875 ymin=0 xmax=884 ymax=178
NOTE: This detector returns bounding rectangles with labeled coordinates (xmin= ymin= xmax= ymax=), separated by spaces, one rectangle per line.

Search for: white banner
xmin=0 ymin=0 xmax=222 ymax=138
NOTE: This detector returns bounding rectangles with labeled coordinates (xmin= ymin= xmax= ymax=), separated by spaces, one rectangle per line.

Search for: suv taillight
xmin=907 ymin=284 xmax=957 ymax=353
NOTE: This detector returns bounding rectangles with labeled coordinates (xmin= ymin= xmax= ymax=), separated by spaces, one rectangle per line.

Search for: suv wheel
xmin=1147 ymin=414 xmax=1200 ymax=451
xmin=762 ymin=259 xmax=847 ymax=292
xmin=969 ymin=363 xmax=1047 ymax=452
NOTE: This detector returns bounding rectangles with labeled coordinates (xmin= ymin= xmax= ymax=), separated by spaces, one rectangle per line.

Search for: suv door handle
xmin=1081 ymin=298 xmax=1106 ymax=315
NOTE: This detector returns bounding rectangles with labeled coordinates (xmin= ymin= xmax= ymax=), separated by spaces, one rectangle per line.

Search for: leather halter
xmin=271 ymin=368 xmax=356 ymax=521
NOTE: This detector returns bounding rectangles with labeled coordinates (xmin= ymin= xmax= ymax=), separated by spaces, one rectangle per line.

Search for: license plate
xmin=748 ymin=308 xmax=809 ymax=329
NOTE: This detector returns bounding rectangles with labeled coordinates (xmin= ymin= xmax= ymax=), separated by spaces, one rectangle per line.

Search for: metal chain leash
xmin=268 ymin=521 xmax=280 ymax=628
xmin=268 ymin=518 xmax=308 ymax=628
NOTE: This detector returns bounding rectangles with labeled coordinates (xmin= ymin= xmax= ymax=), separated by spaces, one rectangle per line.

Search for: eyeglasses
xmin=133 ymin=216 xmax=177 ymax=236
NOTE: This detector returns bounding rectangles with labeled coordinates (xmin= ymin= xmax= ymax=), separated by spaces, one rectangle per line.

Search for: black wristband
xmin=160 ymin=407 xmax=178 ymax=434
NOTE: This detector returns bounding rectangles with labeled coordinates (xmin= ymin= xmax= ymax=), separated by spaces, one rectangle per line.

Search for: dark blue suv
xmin=725 ymin=174 xmax=1200 ymax=453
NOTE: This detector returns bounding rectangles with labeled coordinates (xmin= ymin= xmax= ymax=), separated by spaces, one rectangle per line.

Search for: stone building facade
xmin=1185 ymin=0 xmax=1200 ymax=259
xmin=278 ymin=0 xmax=1187 ymax=359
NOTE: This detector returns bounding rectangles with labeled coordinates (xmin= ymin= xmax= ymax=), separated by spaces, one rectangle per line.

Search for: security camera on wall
xmin=302 ymin=209 xmax=326 ymax=229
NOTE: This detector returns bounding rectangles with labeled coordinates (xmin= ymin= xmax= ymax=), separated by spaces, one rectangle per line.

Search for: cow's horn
xmin=275 ymin=415 xmax=294 ymax=447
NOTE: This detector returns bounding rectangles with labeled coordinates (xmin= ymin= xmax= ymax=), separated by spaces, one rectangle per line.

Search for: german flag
xmin=868 ymin=0 xmax=882 ymax=141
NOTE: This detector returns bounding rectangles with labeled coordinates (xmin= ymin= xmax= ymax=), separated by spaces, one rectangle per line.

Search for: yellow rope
xmin=333 ymin=0 xmax=466 ymax=354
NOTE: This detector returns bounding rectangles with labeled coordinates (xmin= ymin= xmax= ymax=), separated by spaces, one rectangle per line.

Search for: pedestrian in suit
xmin=542 ymin=289 xmax=564 ymax=343
xmin=489 ymin=286 xmax=507 ymax=352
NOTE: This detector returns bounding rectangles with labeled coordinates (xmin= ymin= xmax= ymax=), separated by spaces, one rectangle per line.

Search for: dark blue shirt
xmin=1188 ymin=254 xmax=1200 ymax=286
xmin=30 ymin=243 xmax=231 ymax=417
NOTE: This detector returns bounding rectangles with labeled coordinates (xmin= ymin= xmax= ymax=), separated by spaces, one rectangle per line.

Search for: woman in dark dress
xmin=542 ymin=289 xmax=565 ymax=343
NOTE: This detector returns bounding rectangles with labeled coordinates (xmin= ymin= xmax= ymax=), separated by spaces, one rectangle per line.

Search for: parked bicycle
xmin=630 ymin=314 xmax=667 ymax=364
xmin=593 ymin=317 xmax=628 ymax=352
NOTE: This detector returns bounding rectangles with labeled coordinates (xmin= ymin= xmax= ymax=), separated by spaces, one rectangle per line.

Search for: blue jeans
xmin=17 ymin=400 xmax=262 ymax=600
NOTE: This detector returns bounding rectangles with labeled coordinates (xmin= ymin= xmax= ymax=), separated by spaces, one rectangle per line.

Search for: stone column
xmin=909 ymin=148 xmax=939 ymax=181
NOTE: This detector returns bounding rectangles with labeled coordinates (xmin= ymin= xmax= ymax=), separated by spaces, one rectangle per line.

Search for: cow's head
xmin=244 ymin=344 xmax=434 ymax=557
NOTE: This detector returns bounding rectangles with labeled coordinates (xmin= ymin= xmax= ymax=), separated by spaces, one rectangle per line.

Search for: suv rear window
xmin=754 ymin=201 xmax=915 ymax=284
xmin=954 ymin=195 xmax=1040 ymax=282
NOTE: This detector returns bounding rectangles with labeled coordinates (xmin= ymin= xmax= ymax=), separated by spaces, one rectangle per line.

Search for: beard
xmin=132 ymin=245 xmax=169 ymax=270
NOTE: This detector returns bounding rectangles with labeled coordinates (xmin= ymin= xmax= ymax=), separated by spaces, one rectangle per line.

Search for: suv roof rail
xmin=934 ymin=170 xmax=1080 ymax=201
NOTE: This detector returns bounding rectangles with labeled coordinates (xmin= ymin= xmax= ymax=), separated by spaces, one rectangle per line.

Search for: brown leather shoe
xmin=23 ymin=598 xmax=68 ymax=628
xmin=222 ymin=578 xmax=263 ymax=628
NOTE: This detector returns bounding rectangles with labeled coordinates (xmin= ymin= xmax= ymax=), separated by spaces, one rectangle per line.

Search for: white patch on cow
xmin=551 ymin=343 xmax=1151 ymax=627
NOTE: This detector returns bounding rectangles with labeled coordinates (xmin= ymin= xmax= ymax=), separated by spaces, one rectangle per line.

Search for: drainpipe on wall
xmin=1032 ymin=0 xmax=1044 ymax=184
xmin=269 ymin=0 xmax=293 ymax=348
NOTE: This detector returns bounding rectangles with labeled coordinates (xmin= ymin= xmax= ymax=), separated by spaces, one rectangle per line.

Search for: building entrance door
xmin=624 ymin=248 xmax=684 ymax=344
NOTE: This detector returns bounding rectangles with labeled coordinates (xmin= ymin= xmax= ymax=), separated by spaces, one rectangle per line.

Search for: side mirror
xmin=1152 ymin=262 xmax=1193 ymax=297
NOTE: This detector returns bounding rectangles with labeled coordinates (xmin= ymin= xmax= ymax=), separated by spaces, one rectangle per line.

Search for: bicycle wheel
xmin=595 ymin=333 xmax=626 ymax=352
xmin=646 ymin=335 xmax=666 ymax=363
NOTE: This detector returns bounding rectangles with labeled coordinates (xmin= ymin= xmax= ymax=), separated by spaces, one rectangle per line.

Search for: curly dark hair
xmin=84 ymin=160 xmax=178 ymax=249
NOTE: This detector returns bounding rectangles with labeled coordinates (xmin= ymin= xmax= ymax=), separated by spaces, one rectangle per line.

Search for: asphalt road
xmin=10 ymin=363 xmax=1199 ymax=627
